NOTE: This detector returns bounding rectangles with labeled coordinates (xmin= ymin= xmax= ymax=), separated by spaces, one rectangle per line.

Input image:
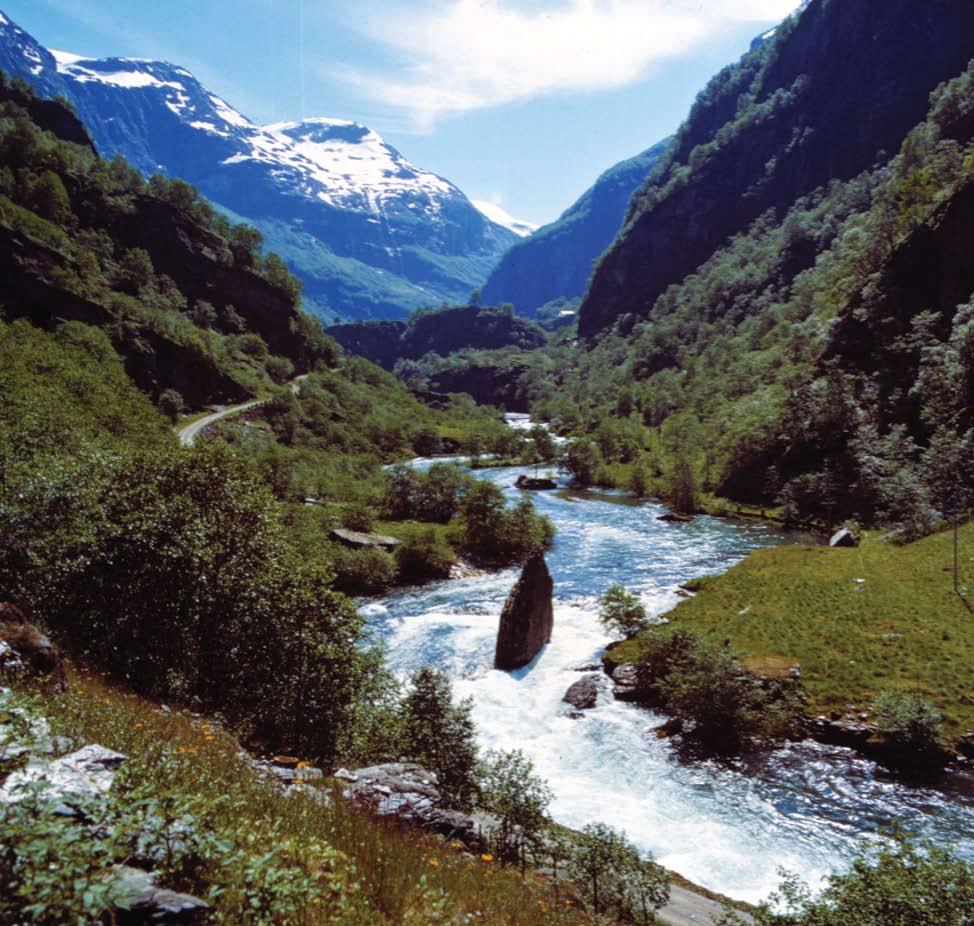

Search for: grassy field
xmin=617 ymin=524 xmax=974 ymax=738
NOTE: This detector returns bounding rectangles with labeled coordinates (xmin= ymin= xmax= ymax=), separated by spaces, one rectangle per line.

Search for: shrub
xmin=567 ymin=823 xmax=669 ymax=921
xmin=724 ymin=836 xmax=974 ymax=926
xmin=478 ymin=749 xmax=552 ymax=866
xmin=158 ymin=387 xmax=183 ymax=423
xmin=395 ymin=528 xmax=454 ymax=584
xmin=873 ymin=689 xmax=943 ymax=753
xmin=329 ymin=545 xmax=397 ymax=596
xmin=598 ymin=583 xmax=650 ymax=638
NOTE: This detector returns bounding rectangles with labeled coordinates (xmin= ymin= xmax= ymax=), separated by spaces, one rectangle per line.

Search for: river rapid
xmin=363 ymin=448 xmax=974 ymax=903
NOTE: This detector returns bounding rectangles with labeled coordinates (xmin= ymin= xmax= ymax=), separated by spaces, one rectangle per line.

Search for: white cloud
xmin=331 ymin=0 xmax=802 ymax=130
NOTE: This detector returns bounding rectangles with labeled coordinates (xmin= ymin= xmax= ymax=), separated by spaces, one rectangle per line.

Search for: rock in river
xmin=563 ymin=674 xmax=602 ymax=710
xmin=494 ymin=554 xmax=554 ymax=670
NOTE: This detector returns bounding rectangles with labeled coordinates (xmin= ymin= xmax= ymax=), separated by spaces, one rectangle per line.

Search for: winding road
xmin=175 ymin=374 xmax=308 ymax=446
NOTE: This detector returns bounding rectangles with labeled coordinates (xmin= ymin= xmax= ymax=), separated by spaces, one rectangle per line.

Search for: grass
xmin=614 ymin=524 xmax=974 ymax=739
xmin=11 ymin=666 xmax=588 ymax=926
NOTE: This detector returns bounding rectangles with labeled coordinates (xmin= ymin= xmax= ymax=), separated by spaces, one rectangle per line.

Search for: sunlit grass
xmin=25 ymin=668 xmax=589 ymax=926
xmin=617 ymin=525 xmax=974 ymax=737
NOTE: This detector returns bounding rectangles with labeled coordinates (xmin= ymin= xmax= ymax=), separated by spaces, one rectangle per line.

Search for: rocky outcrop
xmin=658 ymin=512 xmax=693 ymax=523
xmin=563 ymin=674 xmax=602 ymax=710
xmin=829 ymin=528 xmax=859 ymax=548
xmin=494 ymin=555 xmax=554 ymax=670
xmin=515 ymin=475 xmax=557 ymax=490
xmin=0 ymin=696 xmax=210 ymax=921
xmin=609 ymin=663 xmax=654 ymax=703
xmin=109 ymin=866 xmax=210 ymax=925
xmin=341 ymin=763 xmax=479 ymax=847
xmin=329 ymin=528 xmax=400 ymax=550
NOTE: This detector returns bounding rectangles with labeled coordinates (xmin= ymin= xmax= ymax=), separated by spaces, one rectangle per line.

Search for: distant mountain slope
xmin=328 ymin=304 xmax=545 ymax=370
xmin=0 ymin=11 xmax=516 ymax=322
xmin=480 ymin=138 xmax=671 ymax=315
xmin=578 ymin=0 xmax=974 ymax=338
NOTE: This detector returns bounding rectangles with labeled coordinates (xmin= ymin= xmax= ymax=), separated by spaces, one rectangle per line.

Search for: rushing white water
xmin=362 ymin=459 xmax=974 ymax=903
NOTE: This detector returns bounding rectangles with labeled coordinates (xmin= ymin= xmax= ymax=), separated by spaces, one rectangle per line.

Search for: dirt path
xmin=659 ymin=883 xmax=752 ymax=925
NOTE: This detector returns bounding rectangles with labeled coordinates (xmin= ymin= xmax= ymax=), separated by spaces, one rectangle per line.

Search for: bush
xmin=873 ymin=689 xmax=943 ymax=753
xmin=562 ymin=439 xmax=603 ymax=485
xmin=395 ymin=528 xmax=454 ymax=584
xmin=633 ymin=629 xmax=804 ymax=751
xmin=0 ymin=443 xmax=369 ymax=761
xmin=726 ymin=835 xmax=974 ymax=926
xmin=330 ymin=545 xmax=397 ymax=596
xmin=158 ymin=387 xmax=183 ymax=423
xmin=478 ymin=750 xmax=552 ymax=866
xmin=598 ymin=583 xmax=650 ymax=638
xmin=567 ymin=823 xmax=669 ymax=921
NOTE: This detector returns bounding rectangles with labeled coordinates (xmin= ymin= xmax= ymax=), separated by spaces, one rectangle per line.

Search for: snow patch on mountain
xmin=472 ymin=200 xmax=537 ymax=237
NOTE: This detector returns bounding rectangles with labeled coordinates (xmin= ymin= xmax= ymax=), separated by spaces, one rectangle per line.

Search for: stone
xmin=610 ymin=663 xmax=656 ymax=703
xmin=0 ymin=608 xmax=67 ymax=691
xmin=514 ymin=475 xmax=557 ymax=490
xmin=829 ymin=528 xmax=859 ymax=548
xmin=343 ymin=763 xmax=479 ymax=846
xmin=109 ymin=865 xmax=209 ymax=924
xmin=494 ymin=554 xmax=554 ymax=670
xmin=657 ymin=512 xmax=694 ymax=523
xmin=329 ymin=528 xmax=400 ymax=549
xmin=1 ymin=744 xmax=126 ymax=810
xmin=563 ymin=675 xmax=601 ymax=710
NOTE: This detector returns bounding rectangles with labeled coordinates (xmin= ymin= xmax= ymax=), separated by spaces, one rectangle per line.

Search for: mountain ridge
xmin=0 ymin=10 xmax=517 ymax=321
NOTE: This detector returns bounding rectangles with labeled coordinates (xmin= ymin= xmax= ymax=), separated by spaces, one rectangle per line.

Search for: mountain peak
xmin=471 ymin=200 xmax=537 ymax=238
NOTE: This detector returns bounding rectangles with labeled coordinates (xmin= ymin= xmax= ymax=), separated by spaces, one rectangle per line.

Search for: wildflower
xmin=427 ymin=858 xmax=440 ymax=867
xmin=480 ymin=853 xmax=493 ymax=862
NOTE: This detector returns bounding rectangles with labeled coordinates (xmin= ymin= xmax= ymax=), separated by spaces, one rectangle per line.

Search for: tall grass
xmin=25 ymin=667 xmax=589 ymax=926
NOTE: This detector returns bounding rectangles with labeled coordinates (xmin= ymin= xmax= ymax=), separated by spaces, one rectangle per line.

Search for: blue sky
xmin=4 ymin=0 xmax=799 ymax=225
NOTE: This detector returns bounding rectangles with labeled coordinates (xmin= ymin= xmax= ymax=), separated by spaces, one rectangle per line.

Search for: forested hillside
xmin=480 ymin=138 xmax=671 ymax=316
xmin=579 ymin=0 xmax=974 ymax=339
xmin=0 ymin=74 xmax=553 ymax=752
xmin=490 ymin=55 xmax=974 ymax=535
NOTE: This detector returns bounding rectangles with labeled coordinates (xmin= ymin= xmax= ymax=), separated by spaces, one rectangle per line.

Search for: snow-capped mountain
xmin=471 ymin=201 xmax=537 ymax=238
xmin=0 ymin=12 xmax=517 ymax=320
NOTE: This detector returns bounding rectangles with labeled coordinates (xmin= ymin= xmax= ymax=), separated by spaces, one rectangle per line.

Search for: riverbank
xmin=609 ymin=523 xmax=974 ymax=757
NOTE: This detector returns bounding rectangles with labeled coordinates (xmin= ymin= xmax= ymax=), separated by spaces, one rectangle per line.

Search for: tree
xmin=157 ymin=388 xmax=183 ymax=423
xmin=598 ymin=582 xmax=649 ymax=638
xmin=228 ymin=223 xmax=264 ymax=267
xmin=667 ymin=455 xmax=697 ymax=514
xmin=562 ymin=439 xmax=603 ymax=486
xmin=723 ymin=836 xmax=974 ymax=926
xmin=402 ymin=667 xmax=479 ymax=807
xmin=478 ymin=749 xmax=552 ymax=867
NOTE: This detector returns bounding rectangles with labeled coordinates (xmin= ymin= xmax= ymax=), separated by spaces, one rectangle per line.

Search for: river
xmin=362 ymin=456 xmax=974 ymax=904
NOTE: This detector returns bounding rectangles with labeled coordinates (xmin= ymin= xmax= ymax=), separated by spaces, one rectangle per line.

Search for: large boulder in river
xmin=342 ymin=763 xmax=479 ymax=846
xmin=494 ymin=554 xmax=554 ymax=670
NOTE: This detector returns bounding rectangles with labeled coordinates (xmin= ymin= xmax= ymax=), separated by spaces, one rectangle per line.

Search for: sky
xmin=2 ymin=0 xmax=801 ymax=226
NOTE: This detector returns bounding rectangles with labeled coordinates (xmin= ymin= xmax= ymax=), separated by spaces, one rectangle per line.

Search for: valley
xmin=3 ymin=0 xmax=974 ymax=923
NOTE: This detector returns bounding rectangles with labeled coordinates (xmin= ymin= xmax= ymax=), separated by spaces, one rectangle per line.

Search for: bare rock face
xmin=343 ymin=763 xmax=478 ymax=846
xmin=494 ymin=554 xmax=554 ymax=670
